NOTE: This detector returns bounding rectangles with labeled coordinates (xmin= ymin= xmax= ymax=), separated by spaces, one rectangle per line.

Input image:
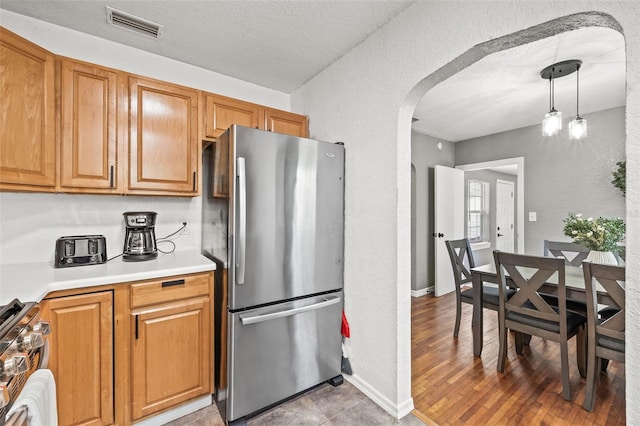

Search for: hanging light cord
xmin=551 ymin=67 xmax=556 ymax=111
xmin=576 ymin=64 xmax=581 ymax=118
xmin=548 ymin=76 xmax=552 ymax=111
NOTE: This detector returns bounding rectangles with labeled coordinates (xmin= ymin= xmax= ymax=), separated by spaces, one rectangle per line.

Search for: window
xmin=467 ymin=180 xmax=488 ymax=242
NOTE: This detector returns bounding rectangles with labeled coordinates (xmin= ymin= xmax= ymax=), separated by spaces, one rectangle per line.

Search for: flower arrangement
xmin=563 ymin=213 xmax=625 ymax=252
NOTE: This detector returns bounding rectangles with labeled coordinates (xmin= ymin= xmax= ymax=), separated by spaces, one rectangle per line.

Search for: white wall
xmin=0 ymin=10 xmax=293 ymax=265
xmin=292 ymin=2 xmax=640 ymax=420
xmin=456 ymin=107 xmax=625 ymax=257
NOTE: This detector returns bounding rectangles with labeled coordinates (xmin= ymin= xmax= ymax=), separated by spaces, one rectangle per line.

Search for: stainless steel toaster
xmin=54 ymin=235 xmax=107 ymax=267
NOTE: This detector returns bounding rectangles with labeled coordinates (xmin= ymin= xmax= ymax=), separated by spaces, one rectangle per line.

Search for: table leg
xmin=472 ymin=272 xmax=483 ymax=356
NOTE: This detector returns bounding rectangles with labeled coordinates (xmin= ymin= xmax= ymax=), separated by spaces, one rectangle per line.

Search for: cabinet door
xmin=131 ymin=297 xmax=212 ymax=420
xmin=0 ymin=28 xmax=56 ymax=190
xmin=128 ymin=76 xmax=199 ymax=195
xmin=203 ymin=93 xmax=260 ymax=140
xmin=264 ymin=108 xmax=308 ymax=137
xmin=41 ymin=291 xmax=114 ymax=426
xmin=59 ymin=59 xmax=120 ymax=192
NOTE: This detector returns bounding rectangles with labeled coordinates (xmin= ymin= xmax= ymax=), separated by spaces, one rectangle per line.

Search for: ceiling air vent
xmin=106 ymin=7 xmax=164 ymax=39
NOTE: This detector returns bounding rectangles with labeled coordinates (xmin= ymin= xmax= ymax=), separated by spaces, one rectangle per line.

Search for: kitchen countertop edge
xmin=0 ymin=250 xmax=216 ymax=305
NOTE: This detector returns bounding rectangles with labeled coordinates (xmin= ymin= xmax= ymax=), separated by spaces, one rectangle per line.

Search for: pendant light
xmin=540 ymin=60 xmax=582 ymax=138
xmin=542 ymin=70 xmax=562 ymax=136
xmin=569 ymin=63 xmax=587 ymax=140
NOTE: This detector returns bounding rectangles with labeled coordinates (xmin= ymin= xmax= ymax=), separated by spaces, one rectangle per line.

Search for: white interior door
xmin=495 ymin=179 xmax=515 ymax=252
xmin=434 ymin=165 xmax=464 ymax=297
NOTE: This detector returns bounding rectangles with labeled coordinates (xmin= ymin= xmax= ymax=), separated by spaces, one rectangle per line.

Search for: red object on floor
xmin=341 ymin=311 xmax=350 ymax=338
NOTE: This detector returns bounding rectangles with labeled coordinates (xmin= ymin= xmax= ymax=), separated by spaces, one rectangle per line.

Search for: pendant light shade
xmin=543 ymin=109 xmax=562 ymax=136
xmin=540 ymin=60 xmax=583 ymax=139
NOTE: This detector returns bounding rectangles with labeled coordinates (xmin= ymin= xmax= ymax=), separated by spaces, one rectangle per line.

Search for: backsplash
xmin=0 ymin=192 xmax=202 ymax=265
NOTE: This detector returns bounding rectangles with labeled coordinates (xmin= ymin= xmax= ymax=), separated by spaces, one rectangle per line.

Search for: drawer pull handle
xmin=135 ymin=315 xmax=139 ymax=340
xmin=162 ymin=279 xmax=185 ymax=288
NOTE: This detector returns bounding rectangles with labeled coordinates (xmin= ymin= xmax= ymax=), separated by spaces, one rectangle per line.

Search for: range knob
xmin=0 ymin=382 xmax=9 ymax=409
xmin=1 ymin=353 xmax=28 ymax=378
xmin=32 ymin=321 xmax=51 ymax=335
xmin=19 ymin=332 xmax=44 ymax=351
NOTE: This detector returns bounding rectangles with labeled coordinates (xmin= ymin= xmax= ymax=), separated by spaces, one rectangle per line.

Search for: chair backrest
xmin=583 ymin=262 xmax=625 ymax=349
xmin=493 ymin=250 xmax=567 ymax=330
xmin=445 ymin=239 xmax=476 ymax=288
xmin=544 ymin=240 xmax=590 ymax=267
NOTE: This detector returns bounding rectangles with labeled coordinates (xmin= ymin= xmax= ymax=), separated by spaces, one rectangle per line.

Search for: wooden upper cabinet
xmin=264 ymin=108 xmax=308 ymax=138
xmin=128 ymin=76 xmax=199 ymax=195
xmin=202 ymin=93 xmax=260 ymax=141
xmin=59 ymin=58 xmax=121 ymax=193
xmin=0 ymin=27 xmax=56 ymax=191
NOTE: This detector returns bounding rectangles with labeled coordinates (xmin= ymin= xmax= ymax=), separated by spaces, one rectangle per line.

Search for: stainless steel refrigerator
xmin=220 ymin=125 xmax=345 ymax=424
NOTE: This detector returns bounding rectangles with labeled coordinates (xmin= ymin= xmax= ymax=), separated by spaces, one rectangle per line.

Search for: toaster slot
xmin=64 ymin=240 xmax=75 ymax=256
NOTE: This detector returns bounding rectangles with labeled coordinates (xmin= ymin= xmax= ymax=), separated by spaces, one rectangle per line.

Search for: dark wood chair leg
xmin=560 ymin=341 xmax=571 ymax=401
xmin=497 ymin=318 xmax=507 ymax=372
xmin=515 ymin=332 xmax=524 ymax=354
xmin=584 ymin=355 xmax=599 ymax=411
xmin=453 ymin=295 xmax=462 ymax=337
xmin=577 ymin=329 xmax=586 ymax=378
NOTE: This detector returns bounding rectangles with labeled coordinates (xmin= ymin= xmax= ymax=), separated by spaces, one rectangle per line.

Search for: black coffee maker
xmin=123 ymin=211 xmax=158 ymax=261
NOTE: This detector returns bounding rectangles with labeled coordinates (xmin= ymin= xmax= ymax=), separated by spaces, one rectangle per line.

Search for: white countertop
xmin=0 ymin=250 xmax=216 ymax=305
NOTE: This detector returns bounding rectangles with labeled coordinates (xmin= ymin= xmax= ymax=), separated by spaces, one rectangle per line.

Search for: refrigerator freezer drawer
xmin=227 ymin=292 xmax=342 ymax=422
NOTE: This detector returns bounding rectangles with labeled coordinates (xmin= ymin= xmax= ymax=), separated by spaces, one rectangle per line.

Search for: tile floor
xmin=164 ymin=381 xmax=426 ymax=426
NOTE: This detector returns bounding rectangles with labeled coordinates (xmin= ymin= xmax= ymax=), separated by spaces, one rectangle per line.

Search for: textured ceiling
xmin=411 ymin=27 xmax=626 ymax=141
xmin=0 ymin=3 xmax=626 ymax=142
xmin=0 ymin=0 xmax=414 ymax=93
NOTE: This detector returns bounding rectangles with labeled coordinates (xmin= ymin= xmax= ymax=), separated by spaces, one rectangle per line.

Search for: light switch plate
xmin=529 ymin=212 xmax=537 ymax=222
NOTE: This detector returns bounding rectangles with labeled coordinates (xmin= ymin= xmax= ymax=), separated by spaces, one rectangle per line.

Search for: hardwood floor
xmin=411 ymin=293 xmax=625 ymax=425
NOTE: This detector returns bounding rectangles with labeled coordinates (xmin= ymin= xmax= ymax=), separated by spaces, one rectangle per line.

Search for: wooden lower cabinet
xmin=41 ymin=291 xmax=114 ymax=426
xmin=40 ymin=271 xmax=214 ymax=425
xmin=129 ymin=271 xmax=213 ymax=422
xmin=130 ymin=296 xmax=212 ymax=420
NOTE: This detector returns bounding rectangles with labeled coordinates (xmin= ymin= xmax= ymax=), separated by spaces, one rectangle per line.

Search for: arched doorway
xmin=405 ymin=11 xmax=625 ymax=423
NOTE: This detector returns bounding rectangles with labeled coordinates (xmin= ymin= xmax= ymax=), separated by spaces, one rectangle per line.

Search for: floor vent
xmin=106 ymin=7 xmax=164 ymax=39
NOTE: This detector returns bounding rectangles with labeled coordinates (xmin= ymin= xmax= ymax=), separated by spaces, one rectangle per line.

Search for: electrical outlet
xmin=179 ymin=219 xmax=190 ymax=235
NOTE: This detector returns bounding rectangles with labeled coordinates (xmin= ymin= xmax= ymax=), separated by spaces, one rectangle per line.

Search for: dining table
xmin=470 ymin=262 xmax=615 ymax=357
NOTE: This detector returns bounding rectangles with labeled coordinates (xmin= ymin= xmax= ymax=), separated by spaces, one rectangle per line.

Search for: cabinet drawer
xmin=130 ymin=272 xmax=211 ymax=308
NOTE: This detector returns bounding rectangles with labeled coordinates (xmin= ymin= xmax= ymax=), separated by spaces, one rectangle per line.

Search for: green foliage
xmin=563 ymin=213 xmax=625 ymax=252
xmin=611 ymin=161 xmax=626 ymax=196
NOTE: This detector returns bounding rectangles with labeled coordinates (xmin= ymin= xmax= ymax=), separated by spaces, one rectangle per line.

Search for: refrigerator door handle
xmin=239 ymin=296 xmax=341 ymax=325
xmin=236 ymin=157 xmax=247 ymax=284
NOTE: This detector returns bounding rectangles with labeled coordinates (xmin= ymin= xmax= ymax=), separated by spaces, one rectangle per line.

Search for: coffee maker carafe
xmin=123 ymin=211 xmax=158 ymax=261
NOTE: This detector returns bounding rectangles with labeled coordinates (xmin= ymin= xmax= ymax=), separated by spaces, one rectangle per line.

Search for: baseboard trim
xmin=344 ymin=374 xmax=415 ymax=419
xmin=133 ymin=395 xmax=211 ymax=425
xmin=411 ymin=286 xmax=433 ymax=298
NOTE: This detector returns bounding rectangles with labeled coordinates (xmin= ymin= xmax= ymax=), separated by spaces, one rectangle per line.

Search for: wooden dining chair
xmin=544 ymin=240 xmax=590 ymax=267
xmin=542 ymin=240 xmax=589 ymax=316
xmin=493 ymin=250 xmax=586 ymax=401
xmin=582 ymin=261 xmax=625 ymax=412
xmin=445 ymin=239 xmax=515 ymax=338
